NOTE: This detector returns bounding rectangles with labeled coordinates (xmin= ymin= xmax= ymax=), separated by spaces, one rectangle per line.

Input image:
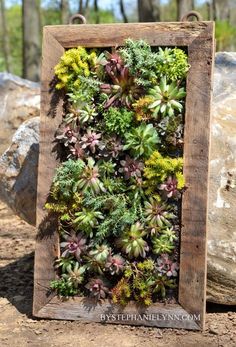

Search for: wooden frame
xmin=33 ymin=21 xmax=215 ymax=330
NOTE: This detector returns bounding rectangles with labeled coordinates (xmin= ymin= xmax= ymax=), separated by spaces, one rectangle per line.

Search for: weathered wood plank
xmin=179 ymin=22 xmax=215 ymax=330
xmin=47 ymin=22 xmax=209 ymax=48
xmin=37 ymin=297 xmax=201 ymax=330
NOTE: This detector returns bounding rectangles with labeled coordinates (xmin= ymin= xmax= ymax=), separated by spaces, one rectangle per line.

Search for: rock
xmin=207 ymin=52 xmax=236 ymax=305
xmin=0 ymin=72 xmax=40 ymax=155
xmin=0 ymin=117 xmax=39 ymax=225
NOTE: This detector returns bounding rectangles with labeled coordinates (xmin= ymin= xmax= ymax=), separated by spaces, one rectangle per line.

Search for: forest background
xmin=0 ymin=0 xmax=235 ymax=82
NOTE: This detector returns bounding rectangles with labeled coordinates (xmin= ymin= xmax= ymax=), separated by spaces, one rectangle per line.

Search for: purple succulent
xmin=69 ymin=141 xmax=85 ymax=159
xmin=100 ymin=135 xmax=123 ymax=158
xmin=80 ymin=129 xmax=104 ymax=154
xmin=156 ymin=254 xmax=179 ymax=277
xmin=119 ymin=156 xmax=144 ymax=179
xmin=105 ymin=253 xmax=125 ymax=275
xmin=159 ymin=176 xmax=180 ymax=199
xmin=60 ymin=232 xmax=87 ymax=260
xmin=55 ymin=124 xmax=78 ymax=147
xmin=85 ymin=278 xmax=111 ymax=300
xmin=104 ymin=51 xmax=124 ymax=76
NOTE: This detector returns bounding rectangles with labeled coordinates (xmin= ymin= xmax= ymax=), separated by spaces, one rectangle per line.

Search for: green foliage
xmin=155 ymin=48 xmax=189 ymax=81
xmin=144 ymin=151 xmax=184 ymax=184
xmin=73 ymin=208 xmax=104 ymax=237
xmin=50 ymin=278 xmax=78 ymax=297
xmin=104 ymin=107 xmax=134 ymax=135
xmin=215 ymin=21 xmax=236 ymax=51
xmin=148 ymin=77 xmax=186 ymax=118
xmin=54 ymin=47 xmax=97 ymax=90
xmin=123 ymin=123 xmax=160 ymax=159
xmin=152 ymin=235 xmax=175 ymax=255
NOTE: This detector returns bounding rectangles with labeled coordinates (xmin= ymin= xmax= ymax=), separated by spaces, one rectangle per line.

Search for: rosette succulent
xmin=85 ymin=277 xmax=111 ymax=300
xmin=55 ymin=124 xmax=78 ymax=147
xmin=159 ymin=176 xmax=180 ymax=199
xmin=73 ymin=208 xmax=104 ymax=234
xmin=152 ymin=235 xmax=175 ymax=255
xmin=123 ymin=123 xmax=160 ymax=159
xmin=119 ymin=156 xmax=144 ymax=179
xmin=60 ymin=232 xmax=87 ymax=260
xmin=89 ymin=244 xmax=110 ymax=263
xmin=156 ymin=254 xmax=179 ymax=277
xmin=77 ymin=157 xmax=106 ymax=194
xmin=80 ymin=129 xmax=104 ymax=154
xmin=117 ymin=222 xmax=149 ymax=258
xmin=144 ymin=198 xmax=175 ymax=228
xmin=148 ymin=77 xmax=186 ymax=118
xmin=105 ymin=254 xmax=125 ymax=275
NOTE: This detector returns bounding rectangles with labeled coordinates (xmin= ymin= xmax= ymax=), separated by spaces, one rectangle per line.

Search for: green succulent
xmin=144 ymin=197 xmax=175 ymax=228
xmin=89 ymin=244 xmax=110 ymax=262
xmin=153 ymin=274 xmax=177 ymax=298
xmin=79 ymin=104 xmax=98 ymax=124
xmin=77 ymin=157 xmax=106 ymax=195
xmin=103 ymin=107 xmax=134 ymax=135
xmin=55 ymin=257 xmax=75 ymax=273
xmin=50 ymin=278 xmax=78 ymax=297
xmin=152 ymin=235 xmax=175 ymax=255
xmin=117 ymin=222 xmax=149 ymax=258
xmin=161 ymin=227 xmax=178 ymax=243
xmin=65 ymin=262 xmax=86 ymax=287
xmin=123 ymin=123 xmax=160 ymax=159
xmin=148 ymin=77 xmax=186 ymax=118
xmin=73 ymin=208 xmax=104 ymax=236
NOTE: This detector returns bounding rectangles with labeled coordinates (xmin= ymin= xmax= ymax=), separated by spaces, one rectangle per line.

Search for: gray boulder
xmin=0 ymin=117 xmax=39 ymax=225
xmin=0 ymin=72 xmax=40 ymax=155
xmin=207 ymin=52 xmax=236 ymax=305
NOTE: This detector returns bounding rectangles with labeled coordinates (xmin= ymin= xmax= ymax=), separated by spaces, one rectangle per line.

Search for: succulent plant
xmin=50 ymin=277 xmax=78 ymax=297
xmin=156 ymin=254 xmax=179 ymax=277
xmin=69 ymin=141 xmax=86 ymax=159
xmin=152 ymin=274 xmax=177 ymax=298
xmin=85 ymin=277 xmax=111 ymax=300
xmin=60 ymin=231 xmax=87 ymax=260
xmin=117 ymin=222 xmax=149 ymax=258
xmin=133 ymin=96 xmax=154 ymax=121
xmin=148 ymin=77 xmax=186 ymax=118
xmin=80 ymin=129 xmax=104 ymax=154
xmin=78 ymin=157 xmax=106 ymax=194
xmin=55 ymin=256 xmax=75 ymax=273
xmin=79 ymin=104 xmax=98 ymax=124
xmin=103 ymin=107 xmax=134 ymax=135
xmin=98 ymin=160 xmax=116 ymax=178
xmin=123 ymin=123 xmax=160 ymax=159
xmin=73 ymin=208 xmax=104 ymax=235
xmin=66 ymin=262 xmax=86 ymax=287
xmin=89 ymin=244 xmax=110 ymax=263
xmin=100 ymin=66 xmax=142 ymax=108
xmin=55 ymin=124 xmax=78 ymax=147
xmin=119 ymin=156 xmax=144 ymax=179
xmin=159 ymin=176 xmax=180 ymax=199
xmin=152 ymin=235 xmax=175 ymax=255
xmin=100 ymin=135 xmax=123 ymax=158
xmin=161 ymin=227 xmax=178 ymax=243
xmin=103 ymin=50 xmax=124 ymax=76
xmin=105 ymin=253 xmax=125 ymax=275
xmin=144 ymin=197 xmax=175 ymax=228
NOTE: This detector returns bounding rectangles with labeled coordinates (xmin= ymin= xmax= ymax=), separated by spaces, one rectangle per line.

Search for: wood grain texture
xmin=37 ymin=297 xmax=201 ymax=330
xmin=34 ymin=22 xmax=215 ymax=330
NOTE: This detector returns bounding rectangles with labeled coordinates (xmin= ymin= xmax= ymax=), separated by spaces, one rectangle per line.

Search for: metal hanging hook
xmin=69 ymin=14 xmax=87 ymax=25
xmin=181 ymin=11 xmax=203 ymax=22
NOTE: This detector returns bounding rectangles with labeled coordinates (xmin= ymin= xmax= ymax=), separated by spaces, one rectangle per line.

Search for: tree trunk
xmin=138 ymin=0 xmax=160 ymax=22
xmin=119 ymin=0 xmax=128 ymax=23
xmin=212 ymin=0 xmax=230 ymax=21
xmin=61 ymin=0 xmax=70 ymax=24
xmin=176 ymin=0 xmax=192 ymax=21
xmin=94 ymin=0 xmax=99 ymax=24
xmin=22 ymin=0 xmax=41 ymax=81
xmin=0 ymin=0 xmax=11 ymax=72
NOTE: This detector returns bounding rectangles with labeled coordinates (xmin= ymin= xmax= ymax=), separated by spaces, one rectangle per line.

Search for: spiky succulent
xmin=144 ymin=197 xmax=175 ymax=228
xmin=65 ymin=262 xmax=86 ymax=287
xmin=153 ymin=274 xmax=177 ymax=298
xmin=117 ymin=222 xmax=149 ymax=258
xmin=152 ymin=235 xmax=175 ymax=255
xmin=77 ymin=157 xmax=106 ymax=194
xmin=89 ymin=244 xmax=110 ymax=263
xmin=123 ymin=123 xmax=160 ymax=159
xmin=79 ymin=104 xmax=98 ymax=124
xmin=55 ymin=124 xmax=78 ymax=147
xmin=69 ymin=141 xmax=85 ymax=159
xmin=100 ymin=66 xmax=142 ymax=108
xmin=60 ymin=232 xmax=87 ymax=260
xmin=156 ymin=254 xmax=179 ymax=277
xmin=148 ymin=77 xmax=186 ymax=118
xmin=119 ymin=156 xmax=144 ymax=179
xmin=73 ymin=208 xmax=104 ymax=235
xmin=85 ymin=278 xmax=111 ymax=300
xmin=159 ymin=176 xmax=180 ymax=199
xmin=100 ymin=135 xmax=123 ymax=158
xmin=80 ymin=129 xmax=104 ymax=154
xmin=105 ymin=253 xmax=125 ymax=275
xmin=161 ymin=227 xmax=178 ymax=243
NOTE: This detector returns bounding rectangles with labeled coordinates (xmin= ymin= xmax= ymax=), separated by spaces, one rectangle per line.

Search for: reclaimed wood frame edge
xmin=33 ymin=22 xmax=215 ymax=331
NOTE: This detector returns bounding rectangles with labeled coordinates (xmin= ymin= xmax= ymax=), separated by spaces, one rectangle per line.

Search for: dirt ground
xmin=0 ymin=201 xmax=235 ymax=347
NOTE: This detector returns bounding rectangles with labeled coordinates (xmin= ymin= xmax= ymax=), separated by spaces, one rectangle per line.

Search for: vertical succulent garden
xmin=47 ymin=39 xmax=189 ymax=305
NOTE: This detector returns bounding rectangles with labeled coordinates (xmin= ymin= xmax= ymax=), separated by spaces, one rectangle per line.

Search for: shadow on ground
xmin=0 ymin=252 xmax=34 ymax=317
